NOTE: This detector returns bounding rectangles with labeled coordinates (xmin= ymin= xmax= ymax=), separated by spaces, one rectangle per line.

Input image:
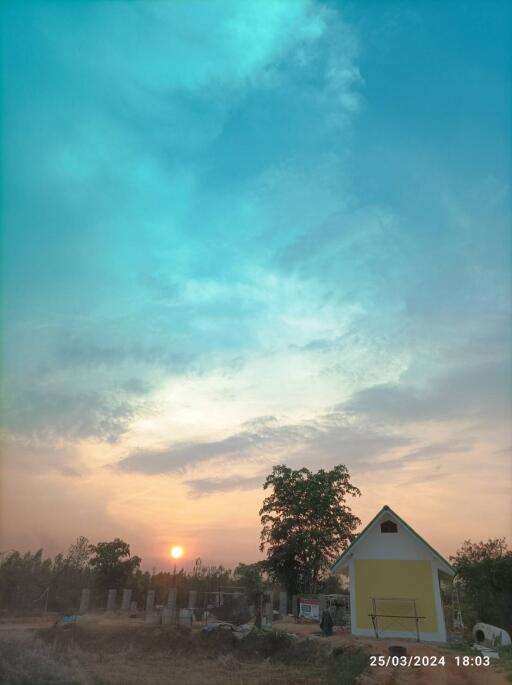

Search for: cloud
xmin=185 ymin=475 xmax=264 ymax=497
xmin=115 ymin=419 xmax=311 ymax=475
xmin=401 ymin=472 xmax=446 ymax=487
xmin=399 ymin=441 xmax=471 ymax=461
xmin=2 ymin=1 xmax=509 ymax=508
xmin=289 ymin=336 xmax=344 ymax=353
xmin=1 ymin=0 xmax=364 ymax=448
xmin=18 ymin=0 xmax=328 ymax=101
xmin=2 ymin=435 xmax=87 ymax=478
xmin=4 ymin=387 xmax=137 ymax=444
xmin=345 ymin=358 xmax=512 ymax=424
xmin=115 ymin=410 xmax=475 ymax=494
xmin=349 ymin=439 xmax=471 ymax=477
xmin=184 ymin=432 xmax=464 ymax=497
xmin=58 ymin=338 xmax=194 ymax=371
xmin=115 ymin=412 xmax=409 ymax=476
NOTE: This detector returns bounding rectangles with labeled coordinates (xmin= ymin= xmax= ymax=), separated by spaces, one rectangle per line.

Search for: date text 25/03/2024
xmin=369 ymin=655 xmax=492 ymax=668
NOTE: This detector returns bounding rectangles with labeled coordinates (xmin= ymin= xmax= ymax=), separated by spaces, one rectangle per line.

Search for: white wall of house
xmin=353 ymin=513 xmax=438 ymax=562
xmin=336 ymin=510 xmax=450 ymax=642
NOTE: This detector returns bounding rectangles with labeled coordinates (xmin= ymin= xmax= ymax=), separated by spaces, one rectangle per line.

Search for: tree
xmin=66 ymin=536 xmax=91 ymax=569
xmin=130 ymin=568 xmax=152 ymax=605
xmin=259 ymin=464 xmax=361 ymax=595
xmin=89 ymin=539 xmax=141 ymax=592
xmin=451 ymin=538 xmax=508 ymax=565
xmin=450 ymin=538 xmax=512 ymax=633
xmin=319 ymin=573 xmax=345 ymax=595
xmin=51 ymin=538 xmax=93 ymax=611
xmin=0 ymin=550 xmax=52 ymax=611
xmin=234 ymin=562 xmax=266 ymax=604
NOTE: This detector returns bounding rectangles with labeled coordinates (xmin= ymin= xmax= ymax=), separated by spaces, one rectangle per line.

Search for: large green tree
xmin=89 ymin=539 xmax=141 ymax=592
xmin=450 ymin=538 xmax=512 ymax=633
xmin=259 ymin=464 xmax=361 ymax=595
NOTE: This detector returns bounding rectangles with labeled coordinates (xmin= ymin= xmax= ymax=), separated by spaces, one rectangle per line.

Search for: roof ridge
xmin=330 ymin=505 xmax=454 ymax=574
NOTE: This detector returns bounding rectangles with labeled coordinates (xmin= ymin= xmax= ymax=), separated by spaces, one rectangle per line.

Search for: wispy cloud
xmin=185 ymin=475 xmax=265 ymax=498
xmin=3 ymin=435 xmax=88 ymax=479
xmin=1 ymin=0 xmax=362 ymax=447
xmin=5 ymin=387 xmax=138 ymax=444
xmin=345 ymin=358 xmax=511 ymax=424
xmin=115 ymin=412 xmax=409 ymax=476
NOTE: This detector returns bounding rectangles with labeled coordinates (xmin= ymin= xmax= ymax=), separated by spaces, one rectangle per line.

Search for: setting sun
xmin=170 ymin=545 xmax=184 ymax=559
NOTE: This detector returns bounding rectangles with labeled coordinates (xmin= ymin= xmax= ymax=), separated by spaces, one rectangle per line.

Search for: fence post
xmin=292 ymin=594 xmax=299 ymax=617
xmin=106 ymin=589 xmax=117 ymax=611
xmin=121 ymin=589 xmax=132 ymax=611
xmin=79 ymin=588 xmax=90 ymax=614
xmin=279 ymin=591 xmax=288 ymax=617
xmin=145 ymin=590 xmax=155 ymax=612
xmin=265 ymin=601 xmax=273 ymax=626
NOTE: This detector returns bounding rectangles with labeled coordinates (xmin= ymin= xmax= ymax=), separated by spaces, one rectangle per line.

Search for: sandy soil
xmin=0 ymin=611 xmax=144 ymax=631
xmin=0 ymin=613 xmax=60 ymax=631
xmin=273 ymin=618 xmax=509 ymax=685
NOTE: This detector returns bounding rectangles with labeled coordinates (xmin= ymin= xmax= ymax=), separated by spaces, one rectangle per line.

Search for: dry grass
xmin=0 ymin=624 xmax=369 ymax=685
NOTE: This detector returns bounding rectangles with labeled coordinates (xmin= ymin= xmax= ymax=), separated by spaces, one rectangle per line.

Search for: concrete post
xmin=188 ymin=590 xmax=197 ymax=609
xmin=146 ymin=590 xmax=155 ymax=612
xmin=106 ymin=588 xmax=117 ymax=611
xmin=145 ymin=590 xmax=158 ymax=624
xmin=121 ymin=589 xmax=132 ymax=611
xmin=292 ymin=594 xmax=299 ymax=617
xmin=79 ymin=588 xmax=90 ymax=614
xmin=167 ymin=588 xmax=177 ymax=618
xmin=265 ymin=601 xmax=273 ymax=626
xmin=179 ymin=608 xmax=193 ymax=626
xmin=279 ymin=591 xmax=288 ymax=617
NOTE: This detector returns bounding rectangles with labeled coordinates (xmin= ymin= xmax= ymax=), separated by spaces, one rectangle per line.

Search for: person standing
xmin=320 ymin=608 xmax=333 ymax=637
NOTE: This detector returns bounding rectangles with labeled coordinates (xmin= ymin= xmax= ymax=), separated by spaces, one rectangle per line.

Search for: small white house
xmin=331 ymin=505 xmax=454 ymax=642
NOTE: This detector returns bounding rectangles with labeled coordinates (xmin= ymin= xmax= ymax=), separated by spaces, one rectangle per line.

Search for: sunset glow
xmin=0 ymin=1 xmax=510 ymax=572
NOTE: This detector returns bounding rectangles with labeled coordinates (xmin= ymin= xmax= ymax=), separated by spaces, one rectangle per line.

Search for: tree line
xmin=0 ymin=463 xmax=510 ymax=634
xmin=0 ymin=539 xmax=273 ymax=613
xmin=449 ymin=537 xmax=512 ymax=635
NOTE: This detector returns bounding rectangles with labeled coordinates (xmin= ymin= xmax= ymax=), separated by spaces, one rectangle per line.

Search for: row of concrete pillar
xmin=79 ymin=588 xmax=302 ymax=619
xmin=79 ymin=587 xmax=187 ymax=614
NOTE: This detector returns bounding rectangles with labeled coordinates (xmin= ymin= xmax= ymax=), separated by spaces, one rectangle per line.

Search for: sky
xmin=1 ymin=0 xmax=511 ymax=571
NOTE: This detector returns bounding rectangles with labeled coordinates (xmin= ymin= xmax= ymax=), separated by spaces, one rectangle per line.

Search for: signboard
xmin=299 ymin=597 xmax=320 ymax=620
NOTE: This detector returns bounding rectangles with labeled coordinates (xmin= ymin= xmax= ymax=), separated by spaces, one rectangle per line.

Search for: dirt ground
xmin=0 ymin=613 xmax=509 ymax=684
xmin=0 ymin=613 xmax=363 ymax=685
xmin=273 ymin=618 xmax=509 ymax=685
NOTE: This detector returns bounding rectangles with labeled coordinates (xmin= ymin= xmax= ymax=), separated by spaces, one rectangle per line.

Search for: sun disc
xmin=170 ymin=545 xmax=184 ymax=559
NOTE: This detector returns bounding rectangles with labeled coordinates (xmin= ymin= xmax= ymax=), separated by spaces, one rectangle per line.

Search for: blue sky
xmin=1 ymin=0 xmax=511 ymax=565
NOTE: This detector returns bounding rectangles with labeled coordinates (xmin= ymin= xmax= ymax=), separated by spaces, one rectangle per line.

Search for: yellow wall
xmin=355 ymin=559 xmax=437 ymax=632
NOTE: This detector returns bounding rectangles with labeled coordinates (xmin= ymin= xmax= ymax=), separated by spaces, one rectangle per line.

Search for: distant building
xmin=299 ymin=596 xmax=320 ymax=620
xmin=331 ymin=505 xmax=454 ymax=642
